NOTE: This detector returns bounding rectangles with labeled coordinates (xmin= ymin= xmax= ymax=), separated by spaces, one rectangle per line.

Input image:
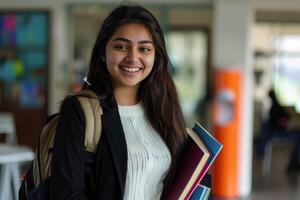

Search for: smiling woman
xmin=42 ymin=3 xmax=200 ymax=200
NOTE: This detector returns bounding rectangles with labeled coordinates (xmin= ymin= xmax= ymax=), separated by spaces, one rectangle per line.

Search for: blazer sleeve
xmin=50 ymin=96 xmax=88 ymax=200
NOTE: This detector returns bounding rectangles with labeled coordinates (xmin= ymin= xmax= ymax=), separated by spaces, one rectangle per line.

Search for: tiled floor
xmin=250 ymin=145 xmax=300 ymax=200
xmin=216 ymin=144 xmax=300 ymax=200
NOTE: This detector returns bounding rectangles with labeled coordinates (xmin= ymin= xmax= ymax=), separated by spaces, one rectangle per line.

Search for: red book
xmin=166 ymin=128 xmax=210 ymax=200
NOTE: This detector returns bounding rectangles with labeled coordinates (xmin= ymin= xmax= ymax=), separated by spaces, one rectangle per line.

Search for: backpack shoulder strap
xmin=75 ymin=90 xmax=103 ymax=153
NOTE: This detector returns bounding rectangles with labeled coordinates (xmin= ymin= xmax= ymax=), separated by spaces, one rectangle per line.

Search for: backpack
xmin=19 ymin=89 xmax=103 ymax=200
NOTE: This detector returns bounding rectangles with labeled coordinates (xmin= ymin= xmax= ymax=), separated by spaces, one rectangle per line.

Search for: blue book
xmin=190 ymin=184 xmax=210 ymax=200
xmin=203 ymin=185 xmax=211 ymax=200
xmin=181 ymin=123 xmax=223 ymax=200
xmin=193 ymin=122 xmax=223 ymax=165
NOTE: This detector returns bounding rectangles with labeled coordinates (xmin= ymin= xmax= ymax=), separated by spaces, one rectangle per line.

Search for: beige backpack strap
xmin=77 ymin=92 xmax=103 ymax=153
xmin=72 ymin=89 xmax=99 ymax=99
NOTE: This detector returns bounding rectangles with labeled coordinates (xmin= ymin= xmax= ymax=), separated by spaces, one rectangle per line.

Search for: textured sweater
xmin=118 ymin=103 xmax=171 ymax=200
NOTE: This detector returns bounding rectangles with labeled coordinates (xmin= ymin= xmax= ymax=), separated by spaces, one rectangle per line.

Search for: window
xmin=166 ymin=30 xmax=208 ymax=126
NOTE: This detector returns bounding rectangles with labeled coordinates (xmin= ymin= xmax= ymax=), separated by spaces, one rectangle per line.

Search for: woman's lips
xmin=120 ymin=66 xmax=142 ymax=73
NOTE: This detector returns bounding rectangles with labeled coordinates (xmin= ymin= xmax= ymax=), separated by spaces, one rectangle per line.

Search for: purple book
xmin=166 ymin=128 xmax=210 ymax=200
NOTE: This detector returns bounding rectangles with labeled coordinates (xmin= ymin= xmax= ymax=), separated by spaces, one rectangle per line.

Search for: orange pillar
xmin=212 ymin=69 xmax=242 ymax=198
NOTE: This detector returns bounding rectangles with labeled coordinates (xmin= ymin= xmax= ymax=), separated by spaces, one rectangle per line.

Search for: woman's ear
xmin=101 ymin=56 xmax=106 ymax=62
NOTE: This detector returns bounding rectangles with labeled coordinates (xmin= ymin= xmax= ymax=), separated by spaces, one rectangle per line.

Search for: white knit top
xmin=118 ymin=103 xmax=171 ymax=200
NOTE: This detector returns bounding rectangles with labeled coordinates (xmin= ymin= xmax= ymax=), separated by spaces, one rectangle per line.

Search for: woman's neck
xmin=114 ymin=87 xmax=139 ymax=106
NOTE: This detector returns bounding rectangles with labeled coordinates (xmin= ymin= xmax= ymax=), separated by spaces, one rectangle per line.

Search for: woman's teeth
xmin=121 ymin=66 xmax=141 ymax=73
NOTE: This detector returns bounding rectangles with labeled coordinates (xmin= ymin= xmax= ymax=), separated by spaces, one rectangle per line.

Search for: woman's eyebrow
xmin=113 ymin=37 xmax=130 ymax=43
xmin=113 ymin=37 xmax=153 ymax=44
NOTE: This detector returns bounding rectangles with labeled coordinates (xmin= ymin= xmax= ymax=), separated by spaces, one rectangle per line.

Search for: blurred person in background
xmin=268 ymin=89 xmax=300 ymax=172
xmin=267 ymin=89 xmax=290 ymax=132
xmin=257 ymin=89 xmax=300 ymax=173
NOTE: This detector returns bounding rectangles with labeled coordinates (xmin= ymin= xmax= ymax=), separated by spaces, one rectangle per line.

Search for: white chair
xmin=0 ymin=112 xmax=34 ymax=200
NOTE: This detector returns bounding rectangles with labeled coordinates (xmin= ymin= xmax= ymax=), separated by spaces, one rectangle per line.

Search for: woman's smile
xmin=119 ymin=65 xmax=143 ymax=73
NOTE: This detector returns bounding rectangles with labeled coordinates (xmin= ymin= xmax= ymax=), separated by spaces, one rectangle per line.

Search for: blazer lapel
xmin=100 ymin=98 xmax=128 ymax=193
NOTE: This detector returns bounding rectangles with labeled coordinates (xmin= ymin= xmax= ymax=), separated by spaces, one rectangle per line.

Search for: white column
xmin=48 ymin=1 xmax=70 ymax=114
xmin=212 ymin=0 xmax=254 ymax=197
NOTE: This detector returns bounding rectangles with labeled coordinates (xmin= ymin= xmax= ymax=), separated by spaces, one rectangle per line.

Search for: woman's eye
xmin=114 ymin=45 xmax=128 ymax=50
xmin=140 ymin=47 xmax=152 ymax=52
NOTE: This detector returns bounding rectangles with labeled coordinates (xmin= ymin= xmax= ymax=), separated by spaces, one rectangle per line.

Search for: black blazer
xmin=50 ymin=88 xmax=212 ymax=200
xmin=50 ymin=93 xmax=127 ymax=200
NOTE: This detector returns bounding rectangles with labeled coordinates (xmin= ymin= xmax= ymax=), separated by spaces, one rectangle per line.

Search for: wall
xmin=0 ymin=0 xmax=212 ymax=114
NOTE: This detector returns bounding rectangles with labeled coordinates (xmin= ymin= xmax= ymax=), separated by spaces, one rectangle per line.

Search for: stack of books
xmin=166 ymin=122 xmax=223 ymax=200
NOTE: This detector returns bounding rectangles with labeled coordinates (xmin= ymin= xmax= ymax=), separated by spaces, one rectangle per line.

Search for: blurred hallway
xmin=1 ymin=0 xmax=300 ymax=199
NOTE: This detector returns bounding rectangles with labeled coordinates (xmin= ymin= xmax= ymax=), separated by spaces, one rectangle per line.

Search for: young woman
xmin=50 ymin=4 xmax=209 ymax=200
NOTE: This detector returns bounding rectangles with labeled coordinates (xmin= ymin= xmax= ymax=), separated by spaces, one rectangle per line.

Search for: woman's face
xmin=105 ymin=23 xmax=155 ymax=91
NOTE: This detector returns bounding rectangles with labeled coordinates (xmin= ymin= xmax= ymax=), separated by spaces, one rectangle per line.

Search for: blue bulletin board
xmin=0 ymin=11 xmax=49 ymax=108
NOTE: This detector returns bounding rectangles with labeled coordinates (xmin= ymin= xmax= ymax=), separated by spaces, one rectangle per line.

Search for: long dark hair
xmin=82 ymin=4 xmax=188 ymax=196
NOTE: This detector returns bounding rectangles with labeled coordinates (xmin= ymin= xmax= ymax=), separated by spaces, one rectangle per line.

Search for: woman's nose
xmin=125 ymin=48 xmax=139 ymax=64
